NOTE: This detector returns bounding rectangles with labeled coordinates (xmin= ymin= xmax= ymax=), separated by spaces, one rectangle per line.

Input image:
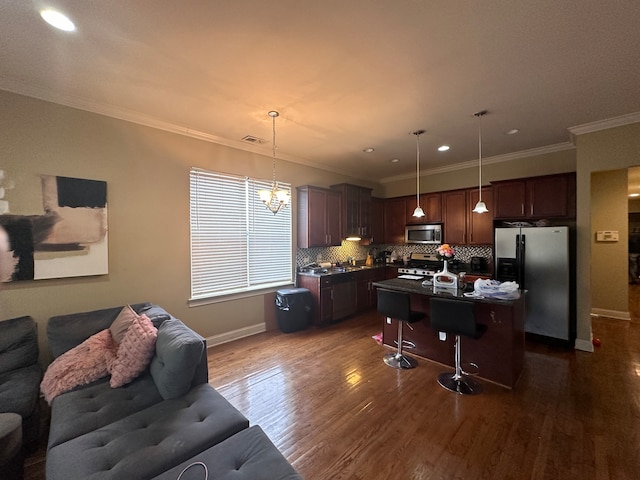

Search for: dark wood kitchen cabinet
xmin=330 ymin=183 xmax=372 ymax=240
xmin=297 ymin=272 xmax=359 ymax=326
xmin=443 ymin=187 xmax=494 ymax=245
xmin=442 ymin=189 xmax=467 ymax=244
xmin=406 ymin=192 xmax=442 ymax=224
xmin=356 ymin=267 xmax=387 ymax=311
xmin=297 ymin=186 xmax=342 ymax=248
xmin=383 ymin=197 xmax=407 ymax=244
xmin=297 ymin=274 xmax=333 ymax=326
xmin=467 ymin=187 xmax=494 ymax=245
xmin=492 ymin=173 xmax=576 ymax=220
xmin=370 ymin=197 xmax=385 ymax=244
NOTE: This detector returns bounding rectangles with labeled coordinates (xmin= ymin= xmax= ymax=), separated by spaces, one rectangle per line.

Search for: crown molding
xmin=568 ymin=111 xmax=640 ymax=137
xmin=0 ymin=78 xmax=367 ymax=180
xmin=378 ymin=142 xmax=575 ymax=184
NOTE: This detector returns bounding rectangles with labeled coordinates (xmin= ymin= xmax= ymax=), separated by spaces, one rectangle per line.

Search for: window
xmin=190 ymin=167 xmax=292 ymax=300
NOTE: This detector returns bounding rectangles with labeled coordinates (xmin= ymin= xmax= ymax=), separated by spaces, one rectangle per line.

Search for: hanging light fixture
xmin=412 ymin=130 xmax=426 ymax=218
xmin=472 ymin=110 xmax=489 ymax=214
xmin=258 ymin=111 xmax=290 ymax=214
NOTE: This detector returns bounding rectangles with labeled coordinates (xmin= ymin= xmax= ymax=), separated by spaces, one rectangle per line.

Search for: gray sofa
xmin=45 ymin=303 xmax=302 ymax=480
xmin=0 ymin=316 xmax=43 ymax=450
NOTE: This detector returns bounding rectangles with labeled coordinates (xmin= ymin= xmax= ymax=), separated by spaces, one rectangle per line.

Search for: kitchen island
xmin=372 ymin=278 xmax=526 ymax=389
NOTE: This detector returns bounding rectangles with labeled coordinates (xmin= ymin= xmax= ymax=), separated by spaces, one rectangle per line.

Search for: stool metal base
xmin=437 ymin=372 xmax=483 ymax=395
xmin=383 ymin=352 xmax=417 ymax=369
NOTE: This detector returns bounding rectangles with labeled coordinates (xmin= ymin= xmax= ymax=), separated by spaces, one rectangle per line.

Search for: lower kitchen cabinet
xmin=297 ymin=267 xmax=388 ymax=326
xmin=356 ymin=267 xmax=387 ymax=311
xmin=297 ymin=272 xmax=357 ymax=326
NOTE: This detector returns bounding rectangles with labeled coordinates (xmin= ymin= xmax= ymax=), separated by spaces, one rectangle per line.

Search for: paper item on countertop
xmin=473 ymin=279 xmax=520 ymax=299
xmin=398 ymin=274 xmax=424 ymax=280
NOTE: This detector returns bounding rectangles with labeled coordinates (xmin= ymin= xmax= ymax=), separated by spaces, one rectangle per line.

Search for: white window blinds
xmin=190 ymin=168 xmax=292 ymax=299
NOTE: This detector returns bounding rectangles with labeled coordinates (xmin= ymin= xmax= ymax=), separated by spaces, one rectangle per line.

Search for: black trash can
xmin=275 ymin=288 xmax=312 ymax=333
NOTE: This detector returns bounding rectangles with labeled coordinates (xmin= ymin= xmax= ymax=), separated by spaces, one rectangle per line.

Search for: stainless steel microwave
xmin=405 ymin=224 xmax=442 ymax=244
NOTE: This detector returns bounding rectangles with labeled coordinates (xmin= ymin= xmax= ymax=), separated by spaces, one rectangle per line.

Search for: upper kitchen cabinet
xmin=492 ymin=173 xmax=576 ymax=220
xmin=370 ymin=197 xmax=385 ymax=245
xmin=467 ymin=187 xmax=494 ymax=244
xmin=330 ymin=183 xmax=372 ymax=240
xmin=406 ymin=193 xmax=442 ymax=224
xmin=383 ymin=197 xmax=407 ymax=244
xmin=442 ymin=190 xmax=467 ymax=244
xmin=443 ymin=187 xmax=494 ymax=245
xmin=297 ymin=186 xmax=342 ymax=248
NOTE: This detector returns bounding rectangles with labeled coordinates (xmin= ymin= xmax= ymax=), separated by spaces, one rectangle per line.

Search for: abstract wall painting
xmin=0 ymin=175 xmax=108 ymax=282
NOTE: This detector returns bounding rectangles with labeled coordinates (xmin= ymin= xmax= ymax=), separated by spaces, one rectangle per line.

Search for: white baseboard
xmin=574 ymin=338 xmax=594 ymax=353
xmin=590 ymin=308 xmax=631 ymax=321
xmin=205 ymin=323 xmax=266 ymax=348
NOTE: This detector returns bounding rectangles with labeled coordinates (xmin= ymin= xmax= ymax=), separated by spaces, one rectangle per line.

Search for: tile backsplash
xmin=296 ymin=242 xmax=492 ymax=267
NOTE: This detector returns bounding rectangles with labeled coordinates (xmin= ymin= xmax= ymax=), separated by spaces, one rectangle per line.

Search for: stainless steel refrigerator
xmin=495 ymin=226 xmax=572 ymax=342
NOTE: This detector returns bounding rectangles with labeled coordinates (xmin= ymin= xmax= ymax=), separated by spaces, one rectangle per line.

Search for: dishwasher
xmin=331 ymin=272 xmax=357 ymax=321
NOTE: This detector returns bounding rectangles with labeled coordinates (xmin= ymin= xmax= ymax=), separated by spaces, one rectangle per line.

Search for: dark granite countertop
xmin=372 ymin=278 xmax=522 ymax=305
xmin=296 ymin=264 xmax=387 ymax=278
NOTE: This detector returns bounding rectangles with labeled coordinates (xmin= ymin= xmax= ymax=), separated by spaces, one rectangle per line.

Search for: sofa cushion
xmin=40 ymin=329 xmax=116 ymax=404
xmin=150 ymin=319 xmax=204 ymax=400
xmin=47 ymin=303 xmax=153 ymax=358
xmin=45 ymin=383 xmax=249 ymax=480
xmin=0 ymin=316 xmax=39 ymax=374
xmin=151 ymin=426 xmax=303 ymax=480
xmin=0 ymin=364 xmax=42 ymax=418
xmin=47 ymin=375 xmax=162 ymax=449
xmin=110 ymin=314 xmax=157 ymax=388
xmin=135 ymin=304 xmax=172 ymax=328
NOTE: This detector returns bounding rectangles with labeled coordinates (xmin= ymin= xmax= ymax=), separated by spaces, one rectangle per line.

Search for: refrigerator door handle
xmin=519 ymin=234 xmax=526 ymax=289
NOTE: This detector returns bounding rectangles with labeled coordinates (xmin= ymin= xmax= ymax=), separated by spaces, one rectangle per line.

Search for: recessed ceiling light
xmin=390 ymin=158 xmax=399 ymax=163
xmin=363 ymin=147 xmax=375 ymax=153
xmin=40 ymin=9 xmax=76 ymax=32
xmin=506 ymin=129 xmax=520 ymax=135
xmin=629 ymin=193 xmax=640 ymax=197
xmin=437 ymin=145 xmax=450 ymax=152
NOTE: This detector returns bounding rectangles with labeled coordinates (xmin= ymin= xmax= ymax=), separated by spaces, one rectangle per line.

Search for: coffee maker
xmin=470 ymin=256 xmax=488 ymax=272
xmin=376 ymin=250 xmax=392 ymax=264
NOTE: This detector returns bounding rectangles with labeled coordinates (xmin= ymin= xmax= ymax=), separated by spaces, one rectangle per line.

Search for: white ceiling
xmin=2 ymin=1 xmax=640 ymax=183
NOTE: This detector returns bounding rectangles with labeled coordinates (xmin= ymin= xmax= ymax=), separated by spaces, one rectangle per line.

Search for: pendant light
xmin=412 ymin=129 xmax=426 ymax=218
xmin=258 ymin=111 xmax=290 ymax=214
xmin=472 ymin=110 xmax=489 ymax=214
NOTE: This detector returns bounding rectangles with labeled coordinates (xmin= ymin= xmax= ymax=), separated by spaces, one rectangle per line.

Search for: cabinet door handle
xmin=530 ymin=204 xmax=534 ymax=216
xmin=521 ymin=204 xmax=524 ymax=215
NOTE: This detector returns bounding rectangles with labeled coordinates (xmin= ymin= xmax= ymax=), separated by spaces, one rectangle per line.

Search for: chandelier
xmin=258 ymin=111 xmax=290 ymax=214
xmin=472 ymin=110 xmax=489 ymax=214
xmin=412 ymin=130 xmax=426 ymax=217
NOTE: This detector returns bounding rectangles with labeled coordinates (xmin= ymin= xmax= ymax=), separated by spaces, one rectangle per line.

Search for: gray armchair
xmin=0 ymin=316 xmax=43 ymax=449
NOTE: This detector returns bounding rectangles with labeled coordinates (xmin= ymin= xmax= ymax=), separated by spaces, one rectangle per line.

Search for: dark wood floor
xmin=25 ymin=303 xmax=640 ymax=479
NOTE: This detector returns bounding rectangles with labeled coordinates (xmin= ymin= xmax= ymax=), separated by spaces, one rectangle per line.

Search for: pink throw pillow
xmin=109 ymin=313 xmax=157 ymax=388
xmin=109 ymin=305 xmax=139 ymax=345
xmin=40 ymin=329 xmax=116 ymax=404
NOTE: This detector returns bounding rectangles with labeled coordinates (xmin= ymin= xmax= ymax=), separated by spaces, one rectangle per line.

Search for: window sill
xmin=188 ymin=282 xmax=294 ymax=307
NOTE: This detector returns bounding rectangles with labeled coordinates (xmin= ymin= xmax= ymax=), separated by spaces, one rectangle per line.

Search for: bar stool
xmin=377 ymin=289 xmax=425 ymax=369
xmin=430 ymin=297 xmax=487 ymax=395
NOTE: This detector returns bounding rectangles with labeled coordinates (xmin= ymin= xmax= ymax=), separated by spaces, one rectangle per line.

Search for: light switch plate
xmin=439 ymin=331 xmax=446 ymax=341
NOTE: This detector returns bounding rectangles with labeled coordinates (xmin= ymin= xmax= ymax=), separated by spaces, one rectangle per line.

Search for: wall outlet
xmin=439 ymin=331 xmax=447 ymax=341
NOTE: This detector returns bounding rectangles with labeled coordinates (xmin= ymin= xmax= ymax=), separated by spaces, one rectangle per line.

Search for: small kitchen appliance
xmin=405 ymin=224 xmax=442 ymax=244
